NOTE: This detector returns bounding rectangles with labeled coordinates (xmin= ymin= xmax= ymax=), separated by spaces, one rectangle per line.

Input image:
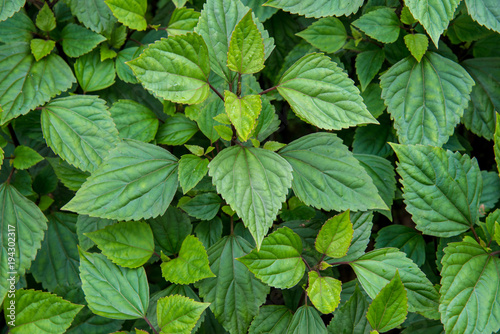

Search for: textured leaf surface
xmin=316 ymin=211 xmax=353 ymax=258
xmin=466 ymin=0 xmax=500 ymax=33
xmin=147 ymin=206 xmax=192 ymax=256
xmin=307 ymin=271 xmax=342 ymax=314
xmin=167 ymin=8 xmax=200 ymax=36
xmin=333 ymin=211 xmax=373 ymax=263
xmin=61 ymin=23 xmax=106 ymax=58
xmin=248 ymin=305 xmax=292 ymax=334
xmin=0 ymin=0 xmax=24 ymax=22
xmin=404 ymin=34 xmax=429 ymax=62
xmin=76 ymin=215 xmax=116 ymax=251
xmin=375 ymin=225 xmax=426 ymax=266
xmin=263 ymin=0 xmax=363 ymax=18
xmin=157 ymin=295 xmax=210 ymax=334
xmin=352 ymin=8 xmax=400 ymax=43
xmin=328 ymin=284 xmax=371 ymax=334
xmin=156 ymin=114 xmax=198 ymax=146
xmin=65 ymin=0 xmax=117 ymax=34
xmin=74 ymin=50 xmax=115 ymax=92
xmin=178 ymin=155 xmax=209 ymax=194
xmin=105 ymin=0 xmax=147 ymax=30
xmin=36 ymin=3 xmax=56 ymax=32
xmin=224 ymin=91 xmax=261 ymax=141
xmin=296 ymin=17 xmax=346 ymax=53
xmin=287 ymin=305 xmax=327 ymax=334
xmin=356 ymin=49 xmax=385 ymax=92
xmin=109 ymin=99 xmax=159 ymax=142
xmin=30 ymin=39 xmax=55 ymax=61
xmin=12 ymin=145 xmax=43 ymax=170
xmin=178 ymin=193 xmax=222 ymax=221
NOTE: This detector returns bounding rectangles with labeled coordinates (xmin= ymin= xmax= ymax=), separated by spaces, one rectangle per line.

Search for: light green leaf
xmin=109 ymin=100 xmax=159 ymax=142
xmin=440 ymin=240 xmax=500 ymax=334
xmin=41 ymin=95 xmax=120 ymax=173
xmin=179 ymin=193 xmax=222 ymax=220
xmin=332 ymin=211 xmax=374 ymax=263
xmin=380 ymin=52 xmax=474 ymax=146
xmin=465 ymin=0 xmax=500 ymax=33
xmin=157 ymin=295 xmax=210 ymax=334
xmin=105 ymin=0 xmax=147 ymax=30
xmin=0 ymin=11 xmax=35 ymax=44
xmin=167 ymin=8 xmax=201 ymax=36
xmin=227 ymin=10 xmax=265 ymax=74
xmin=63 ymin=140 xmax=178 ymax=221
xmin=74 ymin=50 xmax=115 ymax=92
xmin=148 ymin=206 xmax=192 ymax=256
xmin=356 ymin=49 xmax=385 ymax=91
xmin=316 ymin=211 xmax=353 ymax=258
xmin=352 ymin=8 xmax=400 ymax=43
xmin=172 ymin=0 xmax=187 ymax=7
xmin=307 ymin=271 xmax=342 ymax=314
xmin=375 ymin=225 xmax=426 ymax=267
xmin=495 ymin=222 xmax=500 ymax=246
xmin=263 ymin=0 xmax=363 ymax=18
xmin=208 ymin=146 xmax=292 ymax=249
xmin=351 ymin=248 xmax=440 ymax=316
xmin=30 ymin=39 xmax=55 ymax=61
xmin=277 ymin=53 xmax=377 ymax=130
xmin=78 ymin=248 xmax=149 ymax=319
xmin=128 ymin=32 xmax=210 ymax=105
xmin=328 ymin=284 xmax=371 ymax=334
xmin=85 ymin=221 xmax=154 ymax=268
xmin=0 ymin=42 xmax=75 ymax=125
xmin=392 ymin=144 xmax=482 ymax=237
xmin=263 ymin=141 xmax=286 ymax=151
xmin=161 ymin=235 xmax=215 ymax=284
xmin=197 ymin=235 xmax=270 ymax=334
xmin=5 ymin=289 xmax=83 ymax=334
xmin=287 ymin=305 xmax=327 ymax=334
xmin=12 ymin=145 xmax=43 ymax=170
xmin=99 ymin=43 xmax=117 ymax=60
xmin=404 ymin=34 xmax=429 ymax=62
xmin=496 ymin=117 xmax=500 ymax=174
xmin=238 ymin=226 xmax=305 ymax=289
xmin=224 ymin=91 xmax=261 ymax=141
xmin=405 ymin=0 xmax=461 ymax=46
xmin=0 ymin=0 xmax=25 ymax=22
xmin=76 ymin=215 xmax=116 ymax=251
xmin=178 ymin=154 xmax=209 ymax=194
xmin=248 ymin=305 xmax=293 ymax=334
xmin=296 ymin=17 xmax=346 ymax=53
xmin=36 ymin=3 xmax=56 ymax=32
xmin=31 ymin=213 xmax=80 ymax=292
xmin=366 ymin=271 xmax=408 ymax=332
xmin=65 ymin=0 xmax=117 ymax=35
xmin=279 ymin=133 xmax=387 ymax=212
xmin=156 ymin=114 xmax=198 ymax=145
xmin=61 ymin=23 xmax=106 ymax=58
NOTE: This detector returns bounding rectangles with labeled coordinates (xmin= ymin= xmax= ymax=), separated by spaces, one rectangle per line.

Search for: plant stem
xmin=259 ymin=86 xmax=277 ymax=95
xmin=8 ymin=124 xmax=20 ymax=147
xmin=209 ymin=82 xmax=224 ymax=101
xmin=490 ymin=250 xmax=500 ymax=257
xmin=236 ymin=73 xmax=242 ymax=97
xmin=471 ymin=225 xmax=480 ymax=244
xmin=230 ymin=215 xmax=234 ymax=235
xmin=144 ymin=316 xmax=159 ymax=334
xmin=301 ymin=256 xmax=312 ymax=271
xmin=328 ymin=261 xmax=352 ymax=266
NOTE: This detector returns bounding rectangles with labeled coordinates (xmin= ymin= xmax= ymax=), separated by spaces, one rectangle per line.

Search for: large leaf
xmin=74 ymin=50 xmax=115 ymax=92
xmin=375 ymin=225 xmax=426 ymax=267
xmin=128 ymin=32 xmax=210 ymax=105
xmin=0 ymin=42 xmax=75 ymax=125
xmin=328 ymin=284 xmax=371 ymax=334
xmin=224 ymin=91 xmax=261 ymax=142
xmin=277 ymin=53 xmax=377 ymax=130
xmin=238 ymin=227 xmax=305 ymax=289
xmin=197 ymin=235 xmax=270 ymax=334
xmin=352 ymin=8 xmax=400 ymax=43
xmin=157 ymin=295 xmax=210 ymax=334
xmin=61 ymin=23 xmax=106 ymax=58
xmin=105 ymin=0 xmax=147 ymax=30
xmin=315 ymin=211 xmax=353 ymax=258
xmin=263 ymin=0 xmax=363 ymax=18
xmin=0 ymin=11 xmax=35 ymax=44
xmin=296 ymin=17 xmax=346 ymax=54
xmin=380 ymin=52 xmax=474 ymax=146
xmin=178 ymin=193 xmax=222 ymax=221
xmin=440 ymin=240 xmax=500 ymax=334
xmin=65 ymin=0 xmax=117 ymax=34
xmin=465 ymin=0 xmax=500 ymax=33
xmin=78 ymin=248 xmax=149 ymax=319
xmin=307 ymin=271 xmax=342 ymax=314
xmin=279 ymin=133 xmax=387 ymax=212
xmin=63 ymin=140 xmax=178 ymax=221
xmin=41 ymin=95 xmax=120 ymax=173
xmin=287 ymin=305 xmax=327 ymax=334
xmin=208 ymin=146 xmax=292 ymax=249
xmin=392 ymin=144 xmax=482 ymax=237
xmin=0 ymin=0 xmax=25 ymax=22
xmin=109 ymin=99 xmax=159 ymax=142
xmin=248 ymin=306 xmax=292 ymax=334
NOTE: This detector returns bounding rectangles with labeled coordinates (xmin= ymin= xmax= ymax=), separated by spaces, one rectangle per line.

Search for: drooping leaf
xmin=167 ymin=8 xmax=201 ymax=36
xmin=147 ymin=206 xmax=192 ymax=256
xmin=74 ymin=50 xmax=115 ymax=92
xmin=105 ymin=0 xmax=147 ymax=31
xmin=404 ymin=34 xmax=429 ymax=62
xmin=30 ymin=38 xmax=55 ymax=61
xmin=12 ymin=145 xmax=43 ymax=170
xmin=352 ymin=8 xmax=400 ymax=43
xmin=156 ymin=114 xmax=198 ymax=146
xmin=109 ymin=100 xmax=159 ymax=142
xmin=224 ymin=91 xmax=261 ymax=141
xmin=248 ymin=305 xmax=293 ymax=334
xmin=208 ymin=146 xmax=292 ymax=249
xmin=0 ymin=0 xmax=25 ymax=22
xmin=356 ymin=49 xmax=385 ymax=92
xmin=263 ymin=0 xmax=363 ymax=18
xmin=465 ymin=0 xmax=500 ymax=34
xmin=375 ymin=225 xmax=426 ymax=267
xmin=306 ymin=271 xmax=342 ymax=314
xmin=315 ymin=211 xmax=353 ymax=258
xmin=286 ymin=305 xmax=327 ymax=334
xmin=157 ymin=295 xmax=210 ymax=334
xmin=65 ymin=0 xmax=117 ymax=35
xmin=63 ymin=140 xmax=178 ymax=221
xmin=178 ymin=192 xmax=222 ymax=221
xmin=296 ymin=17 xmax=346 ymax=53
xmin=61 ymin=23 xmax=106 ymax=58
xmin=328 ymin=284 xmax=371 ymax=334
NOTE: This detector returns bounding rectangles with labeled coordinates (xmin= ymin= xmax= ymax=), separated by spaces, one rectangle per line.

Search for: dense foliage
xmin=1 ymin=0 xmax=500 ymax=333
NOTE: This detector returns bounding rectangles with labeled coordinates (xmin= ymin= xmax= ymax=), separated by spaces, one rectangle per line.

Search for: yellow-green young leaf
xmin=61 ymin=23 xmax=106 ymax=58
xmin=496 ymin=118 xmax=500 ymax=174
xmin=404 ymin=34 xmax=428 ymax=62
xmin=264 ymin=0 xmax=363 ymax=18
xmin=352 ymin=8 xmax=400 ymax=43
xmin=12 ymin=145 xmax=43 ymax=170
xmin=263 ymin=141 xmax=286 ymax=152
xmin=157 ymin=295 xmax=210 ymax=334
xmin=167 ymin=8 xmax=200 ymax=36
xmin=224 ymin=91 xmax=261 ymax=141
xmin=105 ymin=0 xmax=147 ymax=31
xmin=30 ymin=39 xmax=55 ymax=61
xmin=306 ymin=271 xmax=342 ymax=314
xmin=161 ymin=235 xmax=215 ymax=285
xmin=128 ymin=33 xmax=210 ymax=105
xmin=227 ymin=10 xmax=265 ymax=74
xmin=248 ymin=305 xmax=293 ymax=334
xmin=296 ymin=17 xmax=346 ymax=53
xmin=287 ymin=305 xmax=327 ymax=334
xmin=214 ymin=125 xmax=233 ymax=141
xmin=0 ymin=0 xmax=25 ymax=22
xmin=178 ymin=154 xmax=209 ymax=194
xmin=36 ymin=3 xmax=56 ymax=32
xmin=315 ymin=211 xmax=353 ymax=258
xmin=238 ymin=227 xmax=305 ymax=289
xmin=85 ymin=221 xmax=154 ymax=268
xmin=79 ymin=248 xmax=149 ymax=319
xmin=109 ymin=100 xmax=159 ymax=142
xmin=100 ymin=44 xmax=117 ymax=60
xmin=74 ymin=50 xmax=116 ymax=92
xmin=5 ymin=289 xmax=83 ymax=334
xmin=466 ymin=0 xmax=500 ymax=34
xmin=366 ymin=271 xmax=408 ymax=332
xmin=495 ymin=222 xmax=500 ymax=246
xmin=185 ymin=145 xmax=205 ymax=157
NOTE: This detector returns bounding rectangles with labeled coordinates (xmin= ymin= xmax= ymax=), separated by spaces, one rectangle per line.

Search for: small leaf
xmin=296 ymin=17 xmax=347 ymax=53
xmin=12 ymin=145 xmax=43 ymax=170
xmin=157 ymin=295 xmax=210 ymax=334
xmin=36 ymin=3 xmax=56 ymax=32
xmin=315 ymin=211 xmax=353 ymax=258
xmin=287 ymin=305 xmax=327 ymax=334
xmin=76 ymin=215 xmax=117 ymax=251
xmin=185 ymin=145 xmax=205 ymax=157
xmin=494 ymin=222 xmax=500 ymax=246
xmin=404 ymin=34 xmax=429 ymax=62
xmin=306 ymin=271 xmax=342 ymax=314
xmin=352 ymin=8 xmax=400 ymax=43
xmin=167 ymin=8 xmax=200 ymax=36
xmin=356 ymin=49 xmax=385 ymax=91
xmin=61 ymin=23 xmax=106 ymax=58
xmin=178 ymin=192 xmax=222 ymax=220
xmin=263 ymin=141 xmax=286 ymax=152
xmin=74 ymin=50 xmax=115 ymax=92
xmin=400 ymin=6 xmax=416 ymax=25
xmin=224 ymin=91 xmax=261 ymax=141
xmin=156 ymin=114 xmax=198 ymax=146
xmin=109 ymin=100 xmax=159 ymax=142
xmin=100 ymin=44 xmax=117 ymax=60
xmin=214 ymin=125 xmax=233 ymax=141
xmin=46 ymin=156 xmax=90 ymax=190
xmin=105 ymin=0 xmax=147 ymax=31
xmin=178 ymin=154 xmax=209 ymax=194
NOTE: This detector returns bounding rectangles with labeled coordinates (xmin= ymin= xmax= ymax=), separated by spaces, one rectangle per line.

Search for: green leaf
xmin=61 ymin=23 xmax=106 ymax=58
xmin=147 ymin=206 xmax=192 ymax=255
xmin=195 ymin=217 xmax=223 ymax=249
xmin=78 ymin=248 xmax=149 ymax=319
xmin=85 ymin=221 xmax=154 ymax=268
xmin=277 ymin=53 xmax=377 ymax=130
xmin=332 ymin=211 xmax=374 ymax=263
xmin=375 ymin=225 xmax=426 ymax=267
xmin=74 ymin=50 xmax=115 ymax=92
xmin=496 ymin=117 xmax=500 ymax=174
xmin=128 ymin=32 xmax=210 ymax=105
xmin=296 ymin=17 xmax=347 ymax=53
xmin=41 ymin=95 xmax=120 ymax=173
xmin=328 ymin=284 xmax=371 ymax=334
xmin=366 ymin=271 xmax=408 ymax=332
xmin=0 ymin=42 xmax=75 ymax=125
xmin=76 ymin=215 xmax=116 ymax=251
xmin=495 ymin=222 xmax=500 ymax=246
xmin=315 ymin=211 xmax=353 ymax=258
xmin=30 ymin=39 xmax=55 ymax=61
xmin=263 ymin=141 xmax=286 ymax=152
xmin=178 ymin=154 xmax=209 ymax=194
xmin=105 ymin=0 xmax=147 ymax=31
xmin=31 ymin=213 xmax=80 ymax=292
xmin=208 ymin=146 xmax=292 ymax=249
xmin=404 ymin=34 xmax=429 ymax=62
xmin=48 ymin=157 xmax=89 ymax=191
xmin=197 ymin=235 xmax=270 ymax=334
xmin=0 ymin=11 xmax=35 ymax=44
xmin=115 ymin=47 xmax=141 ymax=83
xmin=224 ymin=91 xmax=261 ymax=141
xmin=287 ymin=305 xmax=327 ymax=334
xmin=99 ymin=44 xmax=117 ymax=60
xmin=248 ymin=305 xmax=293 ymax=334
xmin=157 ymin=294 xmax=210 ymax=334
xmin=279 ymin=133 xmax=387 ymax=212
xmin=65 ymin=0 xmax=117 ymax=35
xmin=161 ymin=235 xmax=215 ymax=284
xmin=167 ymin=8 xmax=201 ymax=36
xmin=36 ymin=3 xmax=56 ymax=32
xmin=0 ymin=0 xmax=25 ymax=22
xmin=12 ymin=145 xmax=43 ymax=170
xmin=109 ymin=100 xmax=159 ymax=142
xmin=465 ymin=0 xmax=500 ymax=33
xmin=238 ymin=226 xmax=305 ymax=289
xmin=350 ymin=248 xmax=439 ymax=316
xmin=380 ymin=52 xmax=474 ymax=146
xmin=172 ymin=0 xmax=188 ymax=7
xmin=263 ymin=0 xmax=363 ymax=18
xmin=156 ymin=114 xmax=198 ymax=145
xmin=352 ymin=8 xmax=400 ymax=43
xmin=440 ymin=240 xmax=500 ymax=333
xmin=392 ymin=144 xmax=482 ymax=237
xmin=405 ymin=0 xmax=461 ymax=46
xmin=306 ymin=271 xmax=342 ymax=314
xmin=5 ymin=289 xmax=83 ymax=334
xmin=356 ymin=49 xmax=385 ymax=92
xmin=63 ymin=140 xmax=178 ymax=221
xmin=480 ymin=171 xmax=500 ymax=211
xmin=179 ymin=193 xmax=222 ymax=220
